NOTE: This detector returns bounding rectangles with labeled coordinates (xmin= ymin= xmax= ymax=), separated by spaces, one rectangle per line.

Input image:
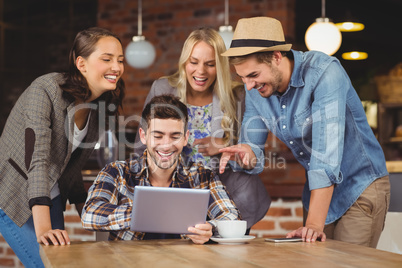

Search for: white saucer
xmin=210 ymin=235 xmax=256 ymax=245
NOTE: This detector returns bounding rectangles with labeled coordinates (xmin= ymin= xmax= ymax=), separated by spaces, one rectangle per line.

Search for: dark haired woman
xmin=0 ymin=27 xmax=125 ymax=267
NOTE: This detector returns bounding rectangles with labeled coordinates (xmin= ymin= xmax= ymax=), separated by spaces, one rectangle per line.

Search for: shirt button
xmin=306 ymin=118 xmax=310 ymax=122
xmin=289 ymin=141 xmax=294 ymax=145
xmin=282 ymin=105 xmax=286 ymax=109
xmin=283 ymin=125 xmax=286 ymax=129
xmin=308 ymin=163 xmax=310 ymax=166
xmin=299 ymin=152 xmax=304 ymax=155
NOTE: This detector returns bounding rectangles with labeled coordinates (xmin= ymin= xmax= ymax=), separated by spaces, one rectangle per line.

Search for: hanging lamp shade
xmin=218 ymin=0 xmax=234 ymax=49
xmin=125 ymin=0 xmax=156 ymax=69
xmin=305 ymin=18 xmax=342 ymax=55
xmin=219 ymin=25 xmax=234 ymax=50
xmin=342 ymin=51 xmax=368 ymax=60
xmin=336 ymin=21 xmax=365 ymax=32
xmin=304 ymin=0 xmax=342 ymax=56
xmin=335 ymin=10 xmax=365 ymax=32
xmin=125 ymin=36 xmax=156 ymax=69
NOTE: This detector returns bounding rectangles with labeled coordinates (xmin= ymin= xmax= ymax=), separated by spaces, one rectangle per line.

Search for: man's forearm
xmin=305 ymin=185 xmax=334 ymax=230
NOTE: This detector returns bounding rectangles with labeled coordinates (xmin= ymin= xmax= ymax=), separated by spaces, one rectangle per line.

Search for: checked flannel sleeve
xmin=81 ymin=162 xmax=133 ymax=231
xmin=202 ymin=170 xmax=241 ymax=223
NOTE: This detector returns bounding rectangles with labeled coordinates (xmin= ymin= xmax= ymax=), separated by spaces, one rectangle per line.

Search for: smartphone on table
xmin=265 ymin=237 xmax=303 ymax=243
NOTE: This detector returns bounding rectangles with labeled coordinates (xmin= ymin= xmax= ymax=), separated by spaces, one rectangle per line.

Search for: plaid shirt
xmin=81 ymin=150 xmax=240 ymax=240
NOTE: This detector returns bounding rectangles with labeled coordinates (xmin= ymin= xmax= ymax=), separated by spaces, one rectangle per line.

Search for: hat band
xmin=230 ymin=39 xmax=286 ymax=48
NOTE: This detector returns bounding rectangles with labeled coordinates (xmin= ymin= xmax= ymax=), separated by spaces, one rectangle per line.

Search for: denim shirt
xmin=236 ymin=50 xmax=388 ymax=224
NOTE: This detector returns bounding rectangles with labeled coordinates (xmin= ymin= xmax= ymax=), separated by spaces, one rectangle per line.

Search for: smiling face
xmin=76 ymin=36 xmax=124 ymax=101
xmin=234 ymin=55 xmax=284 ymax=98
xmin=140 ymin=118 xmax=189 ymax=172
xmin=185 ymin=41 xmax=217 ymax=95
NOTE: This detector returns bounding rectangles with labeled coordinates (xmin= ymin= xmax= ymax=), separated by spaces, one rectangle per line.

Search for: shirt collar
xmin=288 ymin=49 xmax=305 ymax=89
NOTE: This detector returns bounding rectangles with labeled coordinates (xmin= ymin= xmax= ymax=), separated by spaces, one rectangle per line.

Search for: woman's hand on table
xmin=193 ymin=137 xmax=225 ymax=156
xmin=286 ymin=225 xmax=326 ymax=242
xmin=38 ymin=229 xmax=71 ymax=246
xmin=187 ymin=222 xmax=213 ymax=244
xmin=32 ymin=204 xmax=71 ymax=246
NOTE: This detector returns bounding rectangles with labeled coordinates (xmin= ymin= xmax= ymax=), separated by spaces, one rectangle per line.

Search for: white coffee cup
xmin=217 ymin=220 xmax=247 ymax=238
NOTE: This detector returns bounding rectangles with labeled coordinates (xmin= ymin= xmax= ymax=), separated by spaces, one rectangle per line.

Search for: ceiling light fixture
xmin=335 ymin=11 xmax=365 ymax=32
xmin=342 ymin=51 xmax=368 ymax=60
xmin=336 ymin=22 xmax=365 ymax=32
xmin=125 ymin=0 xmax=156 ymax=69
xmin=304 ymin=0 xmax=342 ymax=55
xmin=218 ymin=0 xmax=234 ymax=50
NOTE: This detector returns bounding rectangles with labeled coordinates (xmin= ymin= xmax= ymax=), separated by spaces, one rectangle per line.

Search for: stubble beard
xmin=261 ymin=67 xmax=283 ymax=98
xmin=147 ymin=151 xmax=178 ymax=172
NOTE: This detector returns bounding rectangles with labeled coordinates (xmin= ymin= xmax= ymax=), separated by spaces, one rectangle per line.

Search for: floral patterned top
xmin=182 ymin=103 xmax=213 ymax=166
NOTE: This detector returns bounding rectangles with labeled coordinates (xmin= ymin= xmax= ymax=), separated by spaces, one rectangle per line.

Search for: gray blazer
xmin=0 ymin=73 xmax=100 ymax=227
xmin=133 ymin=78 xmax=271 ymax=228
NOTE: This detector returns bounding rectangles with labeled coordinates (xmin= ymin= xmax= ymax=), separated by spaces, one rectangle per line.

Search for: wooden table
xmin=40 ymin=238 xmax=402 ymax=268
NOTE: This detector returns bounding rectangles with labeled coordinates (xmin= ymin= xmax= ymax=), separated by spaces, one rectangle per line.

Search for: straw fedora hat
xmin=221 ymin=17 xmax=292 ymax=57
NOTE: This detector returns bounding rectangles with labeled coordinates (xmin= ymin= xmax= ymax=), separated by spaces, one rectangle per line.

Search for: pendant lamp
xmin=218 ymin=0 xmax=234 ymax=50
xmin=336 ymin=21 xmax=365 ymax=32
xmin=335 ymin=11 xmax=365 ymax=32
xmin=342 ymin=51 xmax=368 ymax=60
xmin=305 ymin=0 xmax=342 ymax=55
xmin=125 ymin=0 xmax=156 ymax=69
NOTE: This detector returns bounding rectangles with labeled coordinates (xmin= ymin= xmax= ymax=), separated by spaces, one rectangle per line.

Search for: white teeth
xmin=105 ymin=75 xmax=117 ymax=80
xmin=194 ymin=77 xmax=207 ymax=82
xmin=158 ymin=151 xmax=174 ymax=157
xmin=255 ymin=84 xmax=264 ymax=90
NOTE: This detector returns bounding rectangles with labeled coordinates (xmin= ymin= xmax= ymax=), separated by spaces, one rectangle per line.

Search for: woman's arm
xmin=32 ymin=205 xmax=70 ymax=246
xmin=193 ymin=83 xmax=246 ymax=157
xmin=24 ymin=76 xmax=70 ymax=245
xmin=192 ymin=137 xmax=226 ymax=156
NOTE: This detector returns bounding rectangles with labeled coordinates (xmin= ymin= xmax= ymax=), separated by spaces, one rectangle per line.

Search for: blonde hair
xmin=166 ymin=27 xmax=238 ymax=145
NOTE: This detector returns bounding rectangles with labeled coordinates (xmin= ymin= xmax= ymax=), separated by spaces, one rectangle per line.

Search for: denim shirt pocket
xmin=294 ymin=107 xmax=313 ymax=140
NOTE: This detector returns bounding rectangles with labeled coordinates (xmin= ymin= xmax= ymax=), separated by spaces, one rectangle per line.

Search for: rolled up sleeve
xmin=307 ymin=62 xmax=347 ymax=190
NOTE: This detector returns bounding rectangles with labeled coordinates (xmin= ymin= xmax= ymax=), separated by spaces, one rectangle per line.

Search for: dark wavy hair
xmin=141 ymin=95 xmax=188 ymax=133
xmin=229 ymin=51 xmax=288 ymax=66
xmin=60 ymin=27 xmax=125 ymax=115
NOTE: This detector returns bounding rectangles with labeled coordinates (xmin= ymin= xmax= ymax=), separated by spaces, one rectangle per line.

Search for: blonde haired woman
xmin=134 ymin=27 xmax=270 ymax=231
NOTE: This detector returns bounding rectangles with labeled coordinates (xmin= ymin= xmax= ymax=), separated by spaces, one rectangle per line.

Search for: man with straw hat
xmin=219 ymin=17 xmax=389 ymax=248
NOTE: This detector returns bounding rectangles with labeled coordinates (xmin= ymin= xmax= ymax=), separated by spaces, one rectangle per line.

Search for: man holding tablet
xmin=82 ymin=95 xmax=240 ymax=244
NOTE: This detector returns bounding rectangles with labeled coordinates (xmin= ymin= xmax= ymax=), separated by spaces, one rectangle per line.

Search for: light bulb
xmin=342 ymin=22 xmax=354 ymax=31
xmin=305 ymin=18 xmax=342 ymax=56
xmin=125 ymin=36 xmax=156 ymax=69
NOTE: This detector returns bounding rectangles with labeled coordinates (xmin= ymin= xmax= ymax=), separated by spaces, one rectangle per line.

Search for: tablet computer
xmin=130 ymin=186 xmax=210 ymax=234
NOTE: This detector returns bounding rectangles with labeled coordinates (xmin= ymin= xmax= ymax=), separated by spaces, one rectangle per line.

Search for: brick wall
xmin=0 ymin=0 xmax=306 ymax=266
xmin=0 ymin=239 xmax=23 ymax=268
xmin=99 ymin=0 xmax=297 ymax=123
